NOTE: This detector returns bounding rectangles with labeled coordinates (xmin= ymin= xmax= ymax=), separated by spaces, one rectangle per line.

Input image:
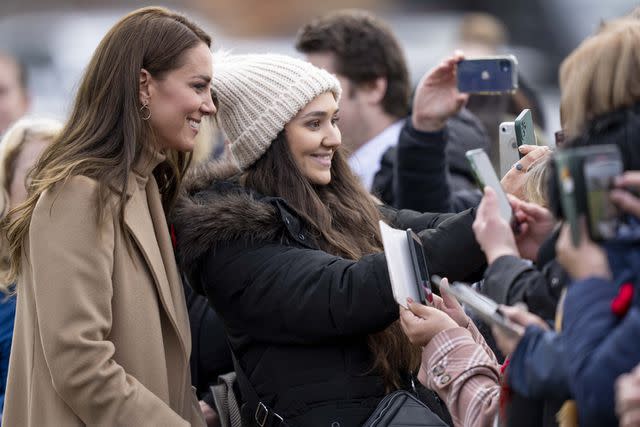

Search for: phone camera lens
xmin=499 ymin=60 xmax=511 ymax=73
xmin=501 ymin=127 xmax=506 ymax=132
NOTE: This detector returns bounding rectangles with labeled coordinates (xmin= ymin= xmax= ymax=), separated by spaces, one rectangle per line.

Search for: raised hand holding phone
xmin=466 ymin=148 xmax=513 ymax=223
xmin=412 ymin=51 xmax=468 ymax=132
xmin=473 ymin=186 xmax=520 ymax=263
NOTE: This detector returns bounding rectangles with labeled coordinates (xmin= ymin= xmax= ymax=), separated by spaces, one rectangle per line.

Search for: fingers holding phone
xmin=400 ymin=300 xmax=458 ymax=347
xmin=500 ymin=145 xmax=552 ymax=199
xmin=412 ymin=51 xmax=468 ymax=132
xmin=473 ymin=186 xmax=519 ymax=264
xmin=556 ymin=218 xmax=612 ymax=280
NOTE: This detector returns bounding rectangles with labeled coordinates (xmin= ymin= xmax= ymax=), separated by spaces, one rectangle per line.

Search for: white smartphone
xmin=433 ymin=276 xmax=524 ymax=337
xmin=499 ymin=122 xmax=519 ymax=178
xmin=466 ymin=148 xmax=513 ymax=223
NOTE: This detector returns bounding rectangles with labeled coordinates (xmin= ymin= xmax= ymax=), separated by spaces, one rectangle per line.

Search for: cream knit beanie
xmin=212 ymin=53 xmax=342 ymax=170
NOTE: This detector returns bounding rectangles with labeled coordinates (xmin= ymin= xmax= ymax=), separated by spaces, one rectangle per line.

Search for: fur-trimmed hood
xmin=172 ymin=160 xmax=289 ymax=278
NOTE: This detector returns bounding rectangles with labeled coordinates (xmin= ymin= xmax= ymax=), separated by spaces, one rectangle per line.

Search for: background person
xmin=0 ymin=52 xmax=30 ymax=135
xmin=0 ymin=117 xmax=62 ymax=419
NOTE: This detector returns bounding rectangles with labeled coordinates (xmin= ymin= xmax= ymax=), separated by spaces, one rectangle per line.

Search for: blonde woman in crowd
xmin=1 ymin=7 xmax=215 ymax=426
xmin=0 ymin=117 xmax=62 ymax=419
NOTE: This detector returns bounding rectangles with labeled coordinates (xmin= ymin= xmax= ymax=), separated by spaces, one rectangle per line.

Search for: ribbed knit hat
xmin=212 ymin=53 xmax=342 ymax=170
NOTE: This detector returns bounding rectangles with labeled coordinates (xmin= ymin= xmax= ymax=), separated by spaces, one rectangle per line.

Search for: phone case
xmin=514 ymin=109 xmax=537 ymax=158
xmin=456 ymin=55 xmax=518 ymax=94
xmin=406 ymin=229 xmax=432 ymax=305
xmin=499 ymin=121 xmax=518 ymax=177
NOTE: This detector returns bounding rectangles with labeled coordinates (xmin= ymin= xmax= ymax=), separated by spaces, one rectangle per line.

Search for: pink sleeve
xmin=466 ymin=318 xmax=500 ymax=364
xmin=418 ymin=327 xmax=502 ymax=427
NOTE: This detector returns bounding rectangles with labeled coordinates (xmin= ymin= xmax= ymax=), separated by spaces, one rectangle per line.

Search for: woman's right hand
xmin=500 ymin=145 xmax=552 ymax=200
xmin=400 ymin=300 xmax=458 ymax=347
xmin=472 ymin=186 xmax=519 ymax=264
xmin=491 ymin=304 xmax=547 ymax=355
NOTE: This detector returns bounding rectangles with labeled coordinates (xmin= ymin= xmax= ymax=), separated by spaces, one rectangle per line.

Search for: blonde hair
xmin=524 ymin=156 xmax=551 ymax=208
xmin=0 ymin=117 xmax=62 ymax=292
xmin=559 ymin=18 xmax=640 ymax=138
xmin=0 ymin=117 xmax=63 ymax=217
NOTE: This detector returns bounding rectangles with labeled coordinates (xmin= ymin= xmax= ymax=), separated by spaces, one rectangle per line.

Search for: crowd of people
xmin=1 ymin=5 xmax=639 ymax=427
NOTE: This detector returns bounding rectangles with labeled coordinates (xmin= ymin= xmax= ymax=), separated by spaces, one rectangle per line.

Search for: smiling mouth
xmin=188 ymin=118 xmax=200 ymax=131
xmin=311 ymin=153 xmax=332 ymax=166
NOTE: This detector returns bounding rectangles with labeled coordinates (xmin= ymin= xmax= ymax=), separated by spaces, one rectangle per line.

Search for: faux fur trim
xmin=172 ymin=160 xmax=284 ymax=275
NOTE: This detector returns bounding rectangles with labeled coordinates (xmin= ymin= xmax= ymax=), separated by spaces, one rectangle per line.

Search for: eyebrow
xmin=299 ymin=109 xmax=340 ymax=119
xmin=193 ymin=75 xmax=212 ymax=82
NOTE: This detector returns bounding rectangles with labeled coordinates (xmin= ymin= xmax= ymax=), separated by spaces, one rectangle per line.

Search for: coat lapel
xmin=123 ymin=175 xmax=188 ymax=356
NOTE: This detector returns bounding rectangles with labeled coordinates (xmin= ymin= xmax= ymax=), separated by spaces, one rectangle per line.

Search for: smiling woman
xmin=1 ymin=7 xmax=213 ymax=427
xmin=172 ymin=53 xmax=485 ymax=426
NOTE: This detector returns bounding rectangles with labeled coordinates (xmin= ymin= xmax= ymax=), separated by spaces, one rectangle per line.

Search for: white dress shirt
xmin=348 ymin=120 xmax=404 ymax=191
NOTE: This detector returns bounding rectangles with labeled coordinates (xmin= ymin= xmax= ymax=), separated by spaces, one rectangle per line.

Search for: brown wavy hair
xmin=244 ymin=131 xmax=420 ymax=391
xmin=2 ymin=7 xmax=211 ymax=284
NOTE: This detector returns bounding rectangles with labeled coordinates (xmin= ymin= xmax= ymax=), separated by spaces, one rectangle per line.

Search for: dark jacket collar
xmin=171 ymin=161 xmax=316 ymax=278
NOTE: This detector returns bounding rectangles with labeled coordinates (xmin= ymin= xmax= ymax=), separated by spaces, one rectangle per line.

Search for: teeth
xmin=188 ymin=119 xmax=200 ymax=130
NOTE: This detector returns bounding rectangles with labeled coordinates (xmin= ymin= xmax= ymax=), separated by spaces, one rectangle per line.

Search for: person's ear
xmin=139 ymin=68 xmax=152 ymax=105
xmin=360 ymin=77 xmax=387 ymax=105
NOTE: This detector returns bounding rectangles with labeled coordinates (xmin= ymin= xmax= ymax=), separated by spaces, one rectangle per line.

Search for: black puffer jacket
xmin=372 ymin=108 xmax=488 ymax=212
xmin=173 ymin=162 xmax=485 ymax=427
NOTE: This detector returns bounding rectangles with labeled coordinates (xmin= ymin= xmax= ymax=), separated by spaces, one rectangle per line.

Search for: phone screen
xmin=584 ymin=153 xmax=623 ymax=240
xmin=466 ymin=149 xmax=513 ymax=223
xmin=406 ymin=229 xmax=433 ymax=305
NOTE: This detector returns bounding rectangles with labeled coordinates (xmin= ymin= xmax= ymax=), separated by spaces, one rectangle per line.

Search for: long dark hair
xmin=3 ymin=7 xmax=211 ymax=283
xmin=244 ymin=132 xmax=420 ymax=391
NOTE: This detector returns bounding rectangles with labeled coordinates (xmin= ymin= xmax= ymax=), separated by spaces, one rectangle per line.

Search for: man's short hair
xmin=295 ymin=9 xmax=410 ymax=119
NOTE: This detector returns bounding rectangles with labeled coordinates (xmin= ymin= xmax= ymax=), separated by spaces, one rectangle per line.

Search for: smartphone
xmin=406 ymin=229 xmax=433 ymax=306
xmin=514 ymin=109 xmax=537 ymax=158
xmin=553 ymin=145 xmax=623 ymax=245
xmin=583 ymin=149 xmax=623 ymax=241
xmin=456 ymin=55 xmax=518 ymax=94
xmin=498 ymin=121 xmax=518 ymax=177
xmin=466 ymin=148 xmax=513 ymax=224
xmin=433 ymin=276 xmax=523 ymax=337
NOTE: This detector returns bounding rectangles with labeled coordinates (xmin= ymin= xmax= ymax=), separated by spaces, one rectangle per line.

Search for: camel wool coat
xmin=2 ymin=152 xmax=205 ymax=427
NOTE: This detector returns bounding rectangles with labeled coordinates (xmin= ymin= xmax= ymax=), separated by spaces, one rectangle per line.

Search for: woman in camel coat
xmin=1 ymin=7 xmax=215 ymax=426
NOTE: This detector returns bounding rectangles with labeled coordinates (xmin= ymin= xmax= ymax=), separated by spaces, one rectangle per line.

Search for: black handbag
xmin=362 ymin=390 xmax=448 ymax=427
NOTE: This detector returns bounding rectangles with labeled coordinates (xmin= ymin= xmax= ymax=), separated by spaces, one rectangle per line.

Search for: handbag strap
xmin=227 ymin=340 xmax=288 ymax=427
xmin=211 ymin=372 xmax=243 ymax=427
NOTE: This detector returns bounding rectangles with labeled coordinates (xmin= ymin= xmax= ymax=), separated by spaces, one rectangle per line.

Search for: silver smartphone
xmin=434 ymin=276 xmax=524 ymax=337
xmin=499 ymin=121 xmax=518 ymax=178
xmin=466 ymin=148 xmax=513 ymax=224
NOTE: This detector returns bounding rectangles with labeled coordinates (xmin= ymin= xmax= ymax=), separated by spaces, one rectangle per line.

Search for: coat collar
xmin=124 ymin=156 xmax=190 ymax=359
xmin=171 ymin=161 xmax=319 ymax=287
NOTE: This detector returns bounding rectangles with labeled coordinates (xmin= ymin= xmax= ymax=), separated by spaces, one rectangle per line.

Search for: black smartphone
xmin=456 ymin=55 xmax=518 ymax=94
xmin=552 ymin=145 xmax=623 ymax=245
xmin=583 ymin=149 xmax=623 ymax=241
xmin=406 ymin=229 xmax=433 ymax=306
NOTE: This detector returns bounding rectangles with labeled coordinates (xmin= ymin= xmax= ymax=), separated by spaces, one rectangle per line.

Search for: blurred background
xmin=1 ymin=0 xmax=638 ymax=142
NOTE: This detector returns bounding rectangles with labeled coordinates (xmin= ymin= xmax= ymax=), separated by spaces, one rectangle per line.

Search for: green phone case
xmin=514 ymin=109 xmax=537 ymax=158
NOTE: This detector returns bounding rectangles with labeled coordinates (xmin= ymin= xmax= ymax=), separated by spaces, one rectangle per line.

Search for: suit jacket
xmin=2 ymin=153 xmax=205 ymax=427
